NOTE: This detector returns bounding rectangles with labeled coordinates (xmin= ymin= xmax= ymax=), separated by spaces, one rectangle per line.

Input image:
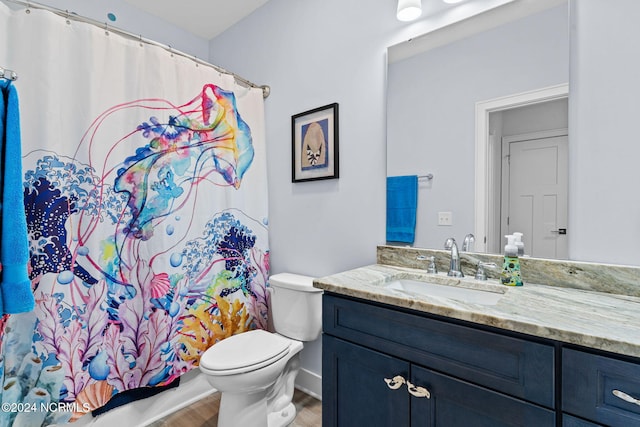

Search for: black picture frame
xmin=291 ymin=103 xmax=339 ymax=182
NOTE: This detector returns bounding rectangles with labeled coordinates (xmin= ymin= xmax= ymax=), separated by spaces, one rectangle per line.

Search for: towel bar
xmin=0 ymin=66 xmax=18 ymax=81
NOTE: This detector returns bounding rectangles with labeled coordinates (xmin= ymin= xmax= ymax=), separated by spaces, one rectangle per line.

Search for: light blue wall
xmin=208 ymin=0 xmax=407 ymax=280
xmin=569 ymin=0 xmax=640 ymax=266
xmin=387 ymin=5 xmax=569 ymax=252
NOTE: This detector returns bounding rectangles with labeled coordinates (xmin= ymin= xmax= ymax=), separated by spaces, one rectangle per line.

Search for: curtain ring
xmin=25 ymin=2 xmax=31 ymax=14
xmin=104 ymin=22 xmax=109 ymax=36
xmin=65 ymin=9 xmax=71 ymax=25
xmin=139 ymin=34 xmax=144 ymax=47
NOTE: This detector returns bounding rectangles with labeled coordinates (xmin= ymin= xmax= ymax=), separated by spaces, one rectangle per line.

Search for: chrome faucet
xmin=444 ymin=238 xmax=463 ymax=277
xmin=462 ymin=233 xmax=475 ymax=252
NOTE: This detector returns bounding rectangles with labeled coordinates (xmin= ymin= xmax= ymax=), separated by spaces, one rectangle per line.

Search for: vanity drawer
xmin=563 ymin=348 xmax=640 ymax=426
xmin=323 ymin=294 xmax=555 ymax=408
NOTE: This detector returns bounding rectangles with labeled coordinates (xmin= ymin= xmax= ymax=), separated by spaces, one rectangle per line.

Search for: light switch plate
xmin=438 ymin=211 xmax=453 ymax=226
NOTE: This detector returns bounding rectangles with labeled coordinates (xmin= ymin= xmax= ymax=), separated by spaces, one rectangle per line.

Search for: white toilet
xmin=199 ymin=273 xmax=323 ymax=427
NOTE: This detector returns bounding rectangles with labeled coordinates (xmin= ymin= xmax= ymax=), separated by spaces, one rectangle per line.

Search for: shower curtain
xmin=0 ymin=3 xmax=269 ymax=425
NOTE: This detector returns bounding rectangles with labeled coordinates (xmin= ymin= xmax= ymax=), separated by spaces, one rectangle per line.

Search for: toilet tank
xmin=269 ymin=273 xmax=323 ymax=341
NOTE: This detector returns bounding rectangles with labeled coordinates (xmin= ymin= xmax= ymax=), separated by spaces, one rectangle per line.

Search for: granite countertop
xmin=314 ymin=263 xmax=640 ymax=359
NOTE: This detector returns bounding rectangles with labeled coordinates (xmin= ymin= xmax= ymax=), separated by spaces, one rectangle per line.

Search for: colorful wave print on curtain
xmin=0 ymin=3 xmax=269 ymax=425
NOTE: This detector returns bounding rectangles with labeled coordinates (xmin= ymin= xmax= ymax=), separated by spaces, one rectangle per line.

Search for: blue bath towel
xmin=0 ymin=81 xmax=34 ymax=314
xmin=386 ymin=175 xmax=418 ymax=244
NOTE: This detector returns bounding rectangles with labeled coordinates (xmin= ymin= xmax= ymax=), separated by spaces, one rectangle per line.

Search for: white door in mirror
xmin=506 ymin=135 xmax=568 ymax=259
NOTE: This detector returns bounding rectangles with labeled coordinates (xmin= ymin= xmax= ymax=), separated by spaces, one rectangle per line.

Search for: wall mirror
xmin=386 ymin=0 xmax=573 ymax=260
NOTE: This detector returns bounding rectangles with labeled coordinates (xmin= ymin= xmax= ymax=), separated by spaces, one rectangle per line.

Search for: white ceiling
xmin=121 ymin=0 xmax=562 ymax=47
xmin=123 ymin=0 xmax=270 ymax=40
xmin=121 ymin=0 xmax=477 ymax=42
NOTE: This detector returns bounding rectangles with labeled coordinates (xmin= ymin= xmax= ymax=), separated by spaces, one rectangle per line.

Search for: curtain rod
xmin=1 ymin=0 xmax=271 ymax=98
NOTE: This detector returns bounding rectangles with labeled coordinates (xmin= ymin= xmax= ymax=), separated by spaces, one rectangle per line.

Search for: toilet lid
xmin=200 ymin=329 xmax=291 ymax=372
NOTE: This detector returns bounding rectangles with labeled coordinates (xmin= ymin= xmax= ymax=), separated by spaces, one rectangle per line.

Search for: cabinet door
xmin=563 ymin=348 xmax=640 ymax=426
xmin=323 ymin=335 xmax=410 ymax=427
xmin=410 ymin=364 xmax=556 ymax=426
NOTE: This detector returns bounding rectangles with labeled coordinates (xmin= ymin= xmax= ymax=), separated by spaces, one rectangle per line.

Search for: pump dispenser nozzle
xmin=513 ymin=232 xmax=525 ymax=256
xmin=504 ymin=235 xmax=518 ymax=257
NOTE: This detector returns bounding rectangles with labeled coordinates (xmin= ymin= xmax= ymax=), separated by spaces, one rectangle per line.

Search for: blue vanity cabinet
xmin=322 ymin=293 xmax=556 ymax=426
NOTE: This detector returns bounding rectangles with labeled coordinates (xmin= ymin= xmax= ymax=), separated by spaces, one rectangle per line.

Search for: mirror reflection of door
xmin=501 ymin=133 xmax=568 ymax=259
xmin=486 ymin=97 xmax=569 ymax=258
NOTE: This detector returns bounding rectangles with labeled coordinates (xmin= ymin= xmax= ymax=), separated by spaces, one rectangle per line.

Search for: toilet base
xmin=218 ymin=392 xmax=297 ymax=427
xmin=267 ymin=402 xmax=296 ymax=427
xmin=218 ymin=389 xmax=268 ymax=427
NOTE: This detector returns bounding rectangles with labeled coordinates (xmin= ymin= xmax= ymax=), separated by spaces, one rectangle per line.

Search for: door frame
xmin=474 ymin=83 xmax=569 ymax=253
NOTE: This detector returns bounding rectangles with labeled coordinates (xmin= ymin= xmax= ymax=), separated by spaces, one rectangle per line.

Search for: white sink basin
xmin=383 ymin=278 xmax=504 ymax=305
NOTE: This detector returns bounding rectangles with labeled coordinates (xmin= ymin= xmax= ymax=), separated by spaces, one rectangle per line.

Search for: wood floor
xmin=150 ymin=389 xmax=322 ymax=427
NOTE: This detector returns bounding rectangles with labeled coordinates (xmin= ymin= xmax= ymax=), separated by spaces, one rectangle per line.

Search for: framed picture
xmin=291 ymin=103 xmax=339 ymax=182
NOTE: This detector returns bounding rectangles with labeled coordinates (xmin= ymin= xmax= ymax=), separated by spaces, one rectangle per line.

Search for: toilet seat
xmin=200 ymin=329 xmax=292 ymax=376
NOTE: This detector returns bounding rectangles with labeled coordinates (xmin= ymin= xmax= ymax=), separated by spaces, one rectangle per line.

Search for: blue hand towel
xmin=0 ymin=81 xmax=34 ymax=314
xmin=386 ymin=175 xmax=418 ymax=244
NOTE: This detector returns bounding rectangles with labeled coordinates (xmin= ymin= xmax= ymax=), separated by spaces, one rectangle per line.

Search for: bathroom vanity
xmin=315 ymin=246 xmax=640 ymax=426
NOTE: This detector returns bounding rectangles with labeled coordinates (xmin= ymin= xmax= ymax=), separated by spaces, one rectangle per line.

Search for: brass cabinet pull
xmin=384 ymin=375 xmax=406 ymax=390
xmin=407 ymin=380 xmax=431 ymax=399
xmin=613 ymin=389 xmax=640 ymax=406
xmin=384 ymin=376 xmax=431 ymax=399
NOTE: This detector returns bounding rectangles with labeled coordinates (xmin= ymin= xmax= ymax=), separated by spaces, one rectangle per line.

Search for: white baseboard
xmin=295 ymin=368 xmax=322 ymax=401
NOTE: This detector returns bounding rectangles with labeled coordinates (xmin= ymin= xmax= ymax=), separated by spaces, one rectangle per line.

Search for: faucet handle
xmin=417 ymin=255 xmax=438 ymax=274
xmin=475 ymin=262 xmax=497 ymax=280
xmin=427 ymin=256 xmax=437 ymax=274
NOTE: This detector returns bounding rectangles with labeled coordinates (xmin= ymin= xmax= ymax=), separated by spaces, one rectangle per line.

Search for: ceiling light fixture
xmin=397 ymin=0 xmax=422 ymax=22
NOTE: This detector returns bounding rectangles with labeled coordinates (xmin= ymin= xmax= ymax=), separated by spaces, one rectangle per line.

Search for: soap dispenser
xmin=501 ymin=235 xmax=523 ymax=286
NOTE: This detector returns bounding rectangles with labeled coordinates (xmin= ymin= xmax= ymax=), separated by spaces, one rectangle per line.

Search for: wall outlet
xmin=438 ymin=211 xmax=453 ymax=226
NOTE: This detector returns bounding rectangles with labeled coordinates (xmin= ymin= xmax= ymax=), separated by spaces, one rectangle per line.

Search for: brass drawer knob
xmin=407 ymin=381 xmax=431 ymax=399
xmin=613 ymin=389 xmax=640 ymax=406
xmin=384 ymin=375 xmax=406 ymax=390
